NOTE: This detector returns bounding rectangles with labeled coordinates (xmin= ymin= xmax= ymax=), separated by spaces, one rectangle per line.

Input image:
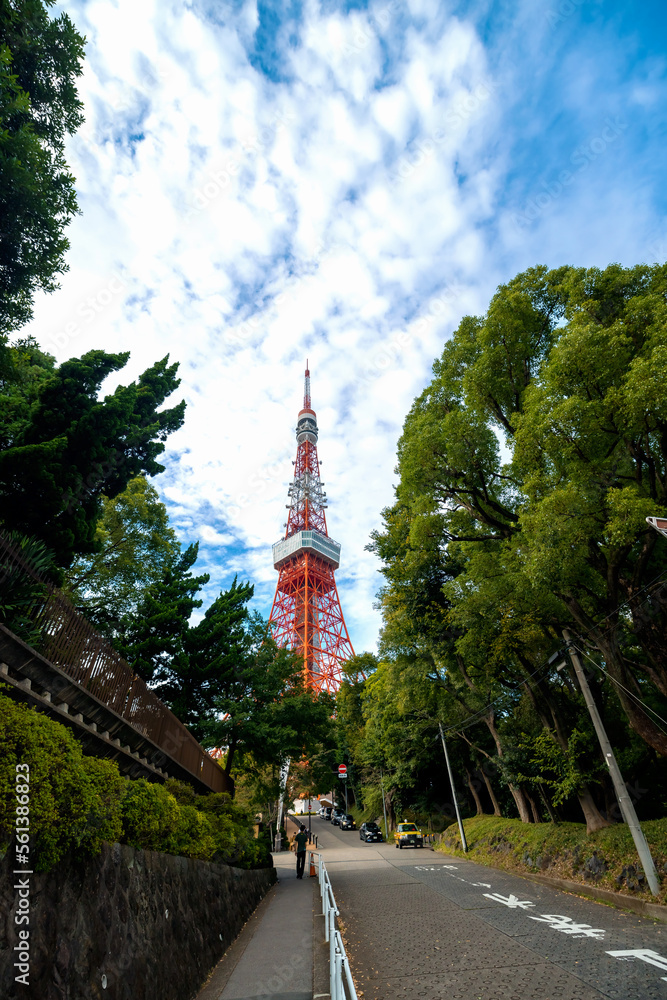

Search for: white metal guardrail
xmin=310 ymin=852 xmax=358 ymax=1000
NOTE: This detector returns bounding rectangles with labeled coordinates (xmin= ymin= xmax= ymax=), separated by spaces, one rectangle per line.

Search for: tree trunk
xmin=577 ymin=787 xmax=613 ymax=834
xmin=465 ymin=768 xmax=484 ymax=815
xmin=520 ymin=670 xmax=617 ymax=827
xmin=481 ymin=768 xmax=502 ymax=816
xmin=526 ymin=790 xmax=541 ymax=824
xmin=483 ymin=711 xmax=533 ymax=823
xmin=537 ymin=784 xmax=558 ymax=823
xmin=508 ymin=783 xmax=533 ymax=823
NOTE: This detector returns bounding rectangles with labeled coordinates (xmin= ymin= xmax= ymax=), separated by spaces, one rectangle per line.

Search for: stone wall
xmin=0 ymin=843 xmax=276 ymax=1000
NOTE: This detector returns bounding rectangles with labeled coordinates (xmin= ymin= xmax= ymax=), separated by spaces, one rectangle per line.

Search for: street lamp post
xmin=646 ymin=516 xmax=667 ymax=538
xmin=308 ymin=795 xmax=312 ymax=844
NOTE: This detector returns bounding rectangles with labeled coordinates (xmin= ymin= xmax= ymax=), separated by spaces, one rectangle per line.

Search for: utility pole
xmin=562 ymin=629 xmax=660 ymax=896
xmin=380 ymin=767 xmax=389 ymax=841
xmin=439 ymin=721 xmax=468 ymax=853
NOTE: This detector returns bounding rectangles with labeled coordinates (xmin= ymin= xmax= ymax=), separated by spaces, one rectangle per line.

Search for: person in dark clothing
xmin=294 ymin=824 xmax=308 ymax=878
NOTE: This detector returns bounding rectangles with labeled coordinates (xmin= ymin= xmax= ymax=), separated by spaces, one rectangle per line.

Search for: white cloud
xmin=30 ymin=0 xmax=667 ymax=653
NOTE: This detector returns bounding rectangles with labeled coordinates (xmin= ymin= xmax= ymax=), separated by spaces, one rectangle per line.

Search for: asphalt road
xmin=314 ymin=814 xmax=667 ymax=1000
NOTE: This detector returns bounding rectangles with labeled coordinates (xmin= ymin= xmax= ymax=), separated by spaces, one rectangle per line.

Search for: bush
xmin=120 ymin=779 xmax=181 ymax=852
xmin=0 ymin=692 xmax=123 ymax=869
xmin=0 ymin=692 xmax=271 ymax=870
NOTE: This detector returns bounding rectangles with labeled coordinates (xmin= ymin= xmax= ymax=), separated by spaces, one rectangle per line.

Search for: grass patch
xmin=435 ymin=815 xmax=667 ymax=904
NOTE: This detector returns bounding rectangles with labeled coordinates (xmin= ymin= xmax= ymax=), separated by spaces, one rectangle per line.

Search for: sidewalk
xmin=195 ymin=849 xmax=316 ymax=1000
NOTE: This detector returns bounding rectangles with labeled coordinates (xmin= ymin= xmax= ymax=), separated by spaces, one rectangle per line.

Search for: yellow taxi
xmin=394 ymin=821 xmax=424 ymax=849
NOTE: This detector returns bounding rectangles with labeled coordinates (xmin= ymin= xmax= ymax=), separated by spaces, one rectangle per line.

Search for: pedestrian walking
xmin=294 ymin=823 xmax=308 ymax=879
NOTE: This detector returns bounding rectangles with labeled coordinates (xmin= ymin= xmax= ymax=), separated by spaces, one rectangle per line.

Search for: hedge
xmin=0 ymin=691 xmax=270 ymax=871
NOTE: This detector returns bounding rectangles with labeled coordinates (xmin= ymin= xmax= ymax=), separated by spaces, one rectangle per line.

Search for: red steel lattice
xmin=268 ymin=365 xmax=354 ymax=694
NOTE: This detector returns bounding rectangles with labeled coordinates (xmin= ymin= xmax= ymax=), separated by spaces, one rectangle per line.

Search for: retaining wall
xmin=0 ymin=842 xmax=275 ymax=1000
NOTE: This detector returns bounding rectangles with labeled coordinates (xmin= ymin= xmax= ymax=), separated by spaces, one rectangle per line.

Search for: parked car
xmin=323 ymin=807 xmax=332 ymax=820
xmin=359 ymin=821 xmax=383 ymax=843
xmin=331 ymin=808 xmax=345 ymax=826
xmin=394 ymin=822 xmax=424 ymax=849
xmin=340 ymin=814 xmax=356 ymax=830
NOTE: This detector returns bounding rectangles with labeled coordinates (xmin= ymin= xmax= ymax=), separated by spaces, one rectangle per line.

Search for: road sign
xmin=338 ymin=764 xmax=347 ymax=776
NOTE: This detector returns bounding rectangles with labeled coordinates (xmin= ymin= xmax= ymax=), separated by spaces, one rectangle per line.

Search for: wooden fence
xmin=0 ymin=531 xmax=225 ymax=792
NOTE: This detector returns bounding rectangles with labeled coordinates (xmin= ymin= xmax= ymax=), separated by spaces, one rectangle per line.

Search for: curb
xmin=434 ymin=847 xmax=667 ymax=924
xmin=519 ymin=870 xmax=667 ymax=923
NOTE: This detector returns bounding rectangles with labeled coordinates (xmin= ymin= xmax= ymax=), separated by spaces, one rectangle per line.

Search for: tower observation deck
xmin=268 ymin=365 xmax=355 ymax=694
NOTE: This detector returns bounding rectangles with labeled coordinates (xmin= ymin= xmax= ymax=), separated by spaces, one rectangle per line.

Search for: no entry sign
xmin=338 ymin=764 xmax=347 ymax=777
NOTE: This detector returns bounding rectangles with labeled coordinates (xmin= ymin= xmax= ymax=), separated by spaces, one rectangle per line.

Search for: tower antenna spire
xmin=304 ymin=360 xmax=311 ymax=410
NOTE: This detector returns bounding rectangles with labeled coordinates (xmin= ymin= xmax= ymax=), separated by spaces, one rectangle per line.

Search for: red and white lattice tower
xmin=268 ymin=364 xmax=355 ymax=694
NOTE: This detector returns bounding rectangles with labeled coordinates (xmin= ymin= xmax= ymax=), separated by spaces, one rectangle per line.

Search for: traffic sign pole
xmin=338 ymin=764 xmax=348 ymax=814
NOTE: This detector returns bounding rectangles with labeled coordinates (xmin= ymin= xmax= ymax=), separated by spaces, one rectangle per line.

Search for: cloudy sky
xmin=29 ymin=0 xmax=667 ymax=651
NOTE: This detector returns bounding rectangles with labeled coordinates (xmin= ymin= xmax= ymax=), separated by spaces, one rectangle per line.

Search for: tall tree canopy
xmin=365 ymin=262 xmax=667 ymax=828
xmin=0 ymin=0 xmax=85 ymax=336
xmin=0 ymin=343 xmax=185 ymax=566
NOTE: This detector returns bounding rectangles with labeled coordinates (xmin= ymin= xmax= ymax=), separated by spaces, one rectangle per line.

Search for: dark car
xmin=340 ymin=814 xmax=356 ymax=830
xmin=359 ymin=821 xmax=383 ymax=843
xmin=331 ymin=808 xmax=344 ymax=826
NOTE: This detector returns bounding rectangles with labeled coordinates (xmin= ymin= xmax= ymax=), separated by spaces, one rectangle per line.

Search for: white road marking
xmin=483 ymin=892 xmax=535 ymax=909
xmin=529 ymin=914 xmax=606 ymax=939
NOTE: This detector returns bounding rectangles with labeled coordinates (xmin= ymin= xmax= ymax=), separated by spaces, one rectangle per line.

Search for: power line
xmin=573 ymin=644 xmax=667 ymax=737
xmin=577 ymin=568 xmax=667 ymax=646
xmin=441 ymin=576 xmax=667 ymax=737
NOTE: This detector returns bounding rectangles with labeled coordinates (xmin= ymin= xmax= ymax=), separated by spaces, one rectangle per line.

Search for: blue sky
xmin=32 ymin=0 xmax=667 ymax=650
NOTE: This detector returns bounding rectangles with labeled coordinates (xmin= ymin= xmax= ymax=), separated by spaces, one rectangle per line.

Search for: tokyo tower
xmin=268 ymin=364 xmax=355 ymax=694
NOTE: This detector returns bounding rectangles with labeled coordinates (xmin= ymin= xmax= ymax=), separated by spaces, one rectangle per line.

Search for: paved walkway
xmin=195 ymin=846 xmax=316 ymax=1000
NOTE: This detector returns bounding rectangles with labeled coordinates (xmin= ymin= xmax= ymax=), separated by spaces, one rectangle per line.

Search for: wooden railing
xmin=0 ymin=531 xmax=225 ymax=793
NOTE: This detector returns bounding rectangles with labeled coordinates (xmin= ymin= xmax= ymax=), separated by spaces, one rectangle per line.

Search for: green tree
xmin=0 ymin=349 xmax=185 ymax=566
xmin=184 ymin=590 xmax=336 ymax=794
xmin=115 ymin=541 xmax=209 ymax=685
xmin=200 ymin=626 xmax=335 ymax=787
xmin=391 ymin=264 xmax=667 ymax=748
xmin=65 ymin=476 xmax=180 ymax=636
xmin=0 ymin=0 xmax=85 ymax=335
xmin=155 ymin=576 xmax=255 ymax=734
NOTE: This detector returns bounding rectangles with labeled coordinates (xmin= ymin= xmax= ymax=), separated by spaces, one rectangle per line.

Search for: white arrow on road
xmin=483 ymin=892 xmax=535 ymax=909
xmin=607 ymin=948 xmax=667 ymax=977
